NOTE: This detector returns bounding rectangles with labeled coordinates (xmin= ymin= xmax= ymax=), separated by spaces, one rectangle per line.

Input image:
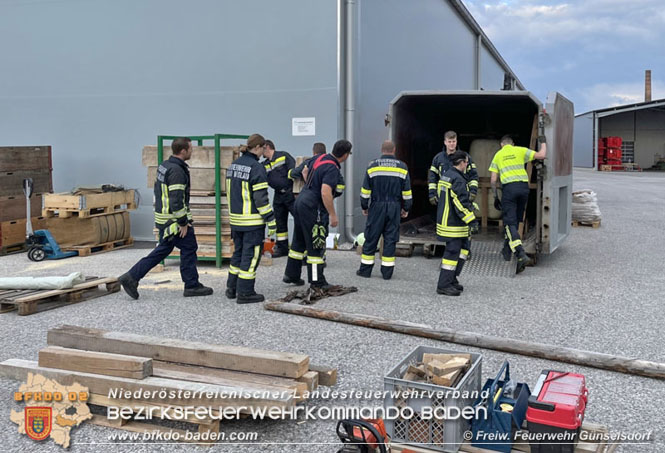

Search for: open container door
xmin=540 ymin=92 xmax=574 ymax=254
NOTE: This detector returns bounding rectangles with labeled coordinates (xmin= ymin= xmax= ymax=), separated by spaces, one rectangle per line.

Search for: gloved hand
xmin=469 ymin=221 xmax=480 ymax=235
xmin=494 ymin=198 xmax=502 ymax=211
xmin=429 ymin=196 xmax=438 ymax=206
xmin=538 ymin=135 xmax=547 ymax=144
xmin=267 ymin=222 xmax=277 ymax=238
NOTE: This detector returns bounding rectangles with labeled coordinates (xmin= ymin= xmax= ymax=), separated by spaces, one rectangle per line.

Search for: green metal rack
xmin=156 ymin=133 xmax=249 ymax=268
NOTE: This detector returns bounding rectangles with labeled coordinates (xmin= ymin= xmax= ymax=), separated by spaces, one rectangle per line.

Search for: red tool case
xmin=526 ymin=371 xmax=588 ymax=453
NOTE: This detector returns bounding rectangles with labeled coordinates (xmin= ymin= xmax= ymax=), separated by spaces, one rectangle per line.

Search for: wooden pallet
xmin=390 ymin=421 xmax=617 ymax=453
xmin=0 ymin=243 xmax=26 ymax=256
xmin=572 ymin=220 xmax=601 ymax=228
xmin=42 ymin=190 xmax=137 ymax=219
xmin=63 ymin=237 xmax=134 ymax=257
xmin=0 ymin=277 xmax=119 ymax=315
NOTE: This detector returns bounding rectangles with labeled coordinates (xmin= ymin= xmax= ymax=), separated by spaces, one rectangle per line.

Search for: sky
xmin=462 ymin=0 xmax=665 ymax=113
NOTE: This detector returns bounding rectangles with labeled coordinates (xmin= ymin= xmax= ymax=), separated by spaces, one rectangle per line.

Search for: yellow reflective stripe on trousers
xmin=441 ymin=258 xmax=458 ymax=271
xmin=289 ymin=249 xmax=305 ymax=260
xmin=381 ymin=256 xmax=395 ymax=267
xmin=229 ymin=265 xmax=240 ymax=275
xmin=307 ymin=256 xmax=325 ymax=265
xmin=248 ymin=245 xmax=261 ymax=273
xmin=276 ymin=232 xmax=288 ymax=240
xmin=361 ymin=254 xmax=375 ymax=265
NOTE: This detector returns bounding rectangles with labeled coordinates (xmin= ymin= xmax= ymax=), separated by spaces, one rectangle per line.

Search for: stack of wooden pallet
xmin=0 ymin=146 xmax=53 ymax=255
xmin=0 ymin=277 xmax=120 ymax=316
xmin=142 ymin=146 xmax=239 ymax=260
xmin=0 ymin=326 xmax=337 ymax=444
xmin=40 ymin=189 xmax=136 ymax=256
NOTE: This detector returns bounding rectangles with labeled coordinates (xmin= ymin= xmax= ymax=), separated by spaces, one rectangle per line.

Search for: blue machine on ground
xmin=23 ymin=178 xmax=78 ymax=262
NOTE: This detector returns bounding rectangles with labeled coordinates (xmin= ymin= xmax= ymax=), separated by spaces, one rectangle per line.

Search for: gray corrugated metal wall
xmin=0 ymin=0 xmax=338 ymax=239
xmin=348 ymin=0 xmax=511 ymax=233
xmin=574 ymin=113 xmax=594 ymax=168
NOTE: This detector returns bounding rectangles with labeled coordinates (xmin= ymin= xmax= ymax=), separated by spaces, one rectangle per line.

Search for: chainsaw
xmin=336 ymin=419 xmax=388 ymax=453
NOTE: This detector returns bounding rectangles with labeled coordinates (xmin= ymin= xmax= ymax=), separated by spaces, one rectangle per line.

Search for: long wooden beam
xmin=0 ymin=359 xmax=292 ymax=408
xmin=47 ymin=325 xmax=309 ymax=379
xmin=264 ymin=302 xmax=665 ymax=380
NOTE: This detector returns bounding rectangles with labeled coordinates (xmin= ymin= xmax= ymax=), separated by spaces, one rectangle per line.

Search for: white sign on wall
xmin=292 ymin=117 xmax=316 ymax=136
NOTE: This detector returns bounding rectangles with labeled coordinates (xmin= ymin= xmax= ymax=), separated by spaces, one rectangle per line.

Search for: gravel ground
xmin=0 ymin=169 xmax=663 ymax=452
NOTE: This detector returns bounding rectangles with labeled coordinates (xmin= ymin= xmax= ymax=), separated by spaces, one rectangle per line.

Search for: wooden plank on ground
xmin=296 ymin=371 xmax=319 ymax=393
xmin=47 ymin=325 xmax=310 ymax=379
xmin=308 ymin=364 xmax=337 ymax=386
xmin=0 ymin=359 xmax=293 ymax=408
xmin=152 ymin=361 xmax=305 ymax=397
xmin=38 ymin=346 xmax=153 ymax=379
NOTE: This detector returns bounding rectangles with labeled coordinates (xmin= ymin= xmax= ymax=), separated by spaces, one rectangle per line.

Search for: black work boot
xmin=236 ymin=292 xmax=265 ymax=304
xmin=452 ymin=279 xmax=464 ymax=292
xmin=283 ymin=275 xmax=305 ymax=286
xmin=501 ymin=241 xmax=512 ymax=262
xmin=118 ymin=273 xmax=139 ymax=300
xmin=356 ymin=263 xmax=373 ymax=278
xmin=437 ymin=286 xmax=461 ymax=296
xmin=272 ymin=242 xmax=289 ymax=258
xmin=225 ymin=288 xmax=237 ymax=299
xmin=184 ymin=284 xmax=214 ymax=297
xmin=516 ymin=248 xmax=533 ymax=274
xmin=380 ymin=265 xmax=394 ymax=280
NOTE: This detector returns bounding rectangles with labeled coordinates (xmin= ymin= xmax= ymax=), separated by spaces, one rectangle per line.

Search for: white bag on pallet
xmin=572 ymin=190 xmax=602 ymax=223
xmin=0 ymin=272 xmax=84 ymax=290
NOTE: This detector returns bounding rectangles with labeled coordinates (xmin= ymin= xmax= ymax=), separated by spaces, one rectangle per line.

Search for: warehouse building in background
xmin=0 ymin=0 xmax=522 ymax=240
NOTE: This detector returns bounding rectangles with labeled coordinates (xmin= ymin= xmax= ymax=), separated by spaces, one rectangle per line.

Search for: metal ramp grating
xmin=464 ymin=240 xmax=515 ymax=278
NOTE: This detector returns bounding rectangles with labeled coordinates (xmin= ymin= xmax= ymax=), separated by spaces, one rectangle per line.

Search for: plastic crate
xmin=384 ymin=346 xmax=483 ymax=453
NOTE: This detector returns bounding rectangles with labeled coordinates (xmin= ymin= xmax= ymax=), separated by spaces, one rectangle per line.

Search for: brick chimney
xmin=645 ymin=70 xmax=652 ymax=102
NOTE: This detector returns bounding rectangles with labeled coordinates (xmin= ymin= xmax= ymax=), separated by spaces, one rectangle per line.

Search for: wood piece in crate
xmin=0 ymin=146 xmax=52 ymax=172
xmin=62 ymin=237 xmax=134 ymax=257
xmin=152 ymin=361 xmax=307 ymax=398
xmin=308 ymin=364 xmax=337 ymax=386
xmin=47 ymin=325 xmax=310 ymax=378
xmin=38 ymin=346 xmax=152 ymax=379
xmin=292 ymin=156 xmax=307 ymax=194
xmin=0 ymin=277 xmax=120 ymax=316
xmin=147 ymin=167 xmax=228 ymax=192
xmin=0 ymin=359 xmax=294 ymax=408
xmin=189 ymin=195 xmax=228 ymax=206
xmin=42 ymin=190 xmax=137 ymax=218
xmin=142 ymin=145 xmax=239 ymax=169
xmin=0 ymin=169 xmax=52 ymax=197
xmin=0 ymin=194 xmax=43 ymax=222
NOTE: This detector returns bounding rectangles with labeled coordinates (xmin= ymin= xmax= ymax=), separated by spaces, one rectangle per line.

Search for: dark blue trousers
xmin=501 ymin=182 xmax=529 ymax=253
xmin=226 ymin=227 xmax=265 ymax=296
xmin=359 ymin=201 xmax=401 ymax=279
xmin=128 ymin=226 xmax=199 ymax=289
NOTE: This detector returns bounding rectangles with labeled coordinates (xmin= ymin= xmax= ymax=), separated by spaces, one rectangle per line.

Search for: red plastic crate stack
xmin=598 ymin=137 xmax=623 ymax=170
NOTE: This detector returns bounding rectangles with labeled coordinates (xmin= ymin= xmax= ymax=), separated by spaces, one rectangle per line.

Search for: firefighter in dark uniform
xmin=436 ymin=151 xmax=479 ymax=296
xmin=428 ymin=130 xmax=479 ymax=206
xmin=225 ymin=134 xmax=277 ymax=304
xmin=357 ymin=140 xmax=412 ymax=280
xmin=490 ymin=134 xmax=547 ymax=273
xmin=263 ymin=140 xmax=296 ymax=257
xmin=283 ymin=140 xmax=352 ymax=288
xmin=118 ymin=137 xmax=213 ymax=299
xmin=288 ymin=142 xmax=326 ymax=184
